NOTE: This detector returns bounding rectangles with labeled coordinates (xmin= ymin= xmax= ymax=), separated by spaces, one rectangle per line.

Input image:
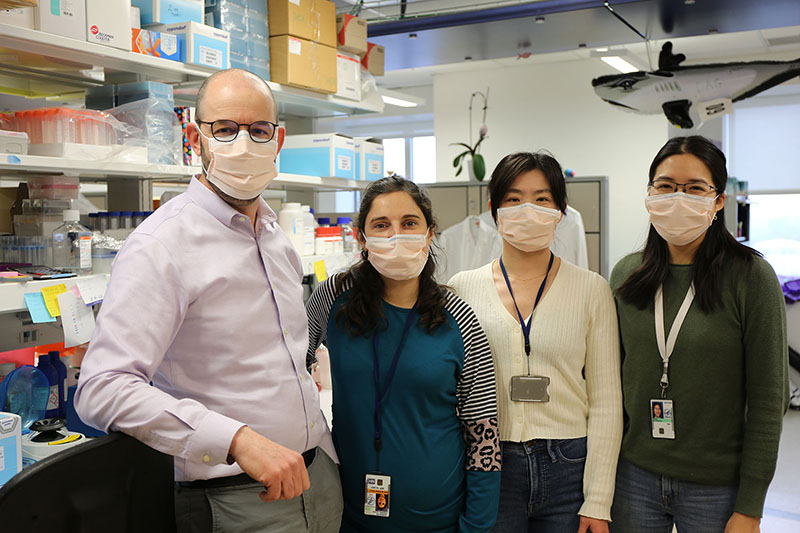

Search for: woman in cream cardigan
xmin=450 ymin=152 xmax=622 ymax=533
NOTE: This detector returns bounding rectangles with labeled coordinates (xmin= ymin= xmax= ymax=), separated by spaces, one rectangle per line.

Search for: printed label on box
xmin=368 ymin=159 xmax=382 ymax=175
xmin=63 ymin=0 xmax=77 ymax=16
xmin=51 ymin=0 xmax=59 ymax=16
xmin=0 ymin=447 xmax=4 ymax=471
xmin=338 ymin=155 xmax=351 ymax=171
xmin=200 ymin=46 xmax=223 ymax=68
xmin=289 ymin=38 xmax=302 ymax=56
xmin=162 ymin=34 xmax=178 ymax=56
xmin=289 ymin=0 xmax=300 ymax=4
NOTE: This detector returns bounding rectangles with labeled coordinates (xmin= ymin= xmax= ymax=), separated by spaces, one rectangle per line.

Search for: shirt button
xmin=283 ymin=328 xmax=288 ymax=336
xmin=311 ymin=421 xmax=315 ymax=429
xmin=202 ymin=454 xmax=211 ymax=463
xmin=239 ymin=216 xmax=247 ymax=222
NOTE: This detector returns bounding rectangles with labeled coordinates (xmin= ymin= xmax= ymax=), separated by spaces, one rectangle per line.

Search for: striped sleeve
xmin=446 ymin=291 xmax=501 ymax=472
xmin=305 ymin=274 xmax=350 ymax=371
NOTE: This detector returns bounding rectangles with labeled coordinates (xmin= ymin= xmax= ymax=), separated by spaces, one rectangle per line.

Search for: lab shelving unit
xmin=0 ymin=21 xmax=382 ymax=350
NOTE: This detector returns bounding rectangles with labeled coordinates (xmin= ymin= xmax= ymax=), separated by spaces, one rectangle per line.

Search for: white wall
xmin=434 ymin=58 xmax=668 ymax=267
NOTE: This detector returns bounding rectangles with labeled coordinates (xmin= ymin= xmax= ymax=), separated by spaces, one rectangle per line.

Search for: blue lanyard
xmin=372 ymin=303 xmax=418 ymax=471
xmin=499 ymin=252 xmax=554 ymax=357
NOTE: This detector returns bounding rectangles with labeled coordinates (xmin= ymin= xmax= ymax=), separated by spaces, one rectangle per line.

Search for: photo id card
xmin=650 ymin=399 xmax=675 ymax=439
xmin=364 ymin=474 xmax=391 ymax=517
xmin=510 ymin=375 xmax=550 ymax=402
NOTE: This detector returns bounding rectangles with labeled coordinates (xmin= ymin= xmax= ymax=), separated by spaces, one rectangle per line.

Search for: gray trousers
xmin=175 ymin=448 xmax=343 ymax=533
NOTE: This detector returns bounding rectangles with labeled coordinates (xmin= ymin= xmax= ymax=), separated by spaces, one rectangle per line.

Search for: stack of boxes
xmin=268 ymin=0 xmax=337 ymax=94
xmin=135 ymin=0 xmax=231 ymax=69
xmin=206 ymin=0 xmax=270 ymax=80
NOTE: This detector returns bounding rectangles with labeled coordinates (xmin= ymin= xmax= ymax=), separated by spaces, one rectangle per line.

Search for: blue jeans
xmin=611 ymin=458 xmax=737 ymax=533
xmin=493 ymin=438 xmax=586 ymax=533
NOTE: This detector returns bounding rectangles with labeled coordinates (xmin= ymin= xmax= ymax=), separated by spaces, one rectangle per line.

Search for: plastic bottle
xmin=36 ymin=355 xmax=60 ymax=419
xmin=120 ymin=211 xmax=133 ymax=229
xmin=301 ymin=206 xmax=316 ymax=256
xmin=278 ymin=203 xmax=304 ymax=254
xmin=49 ymin=352 xmax=67 ymax=419
xmin=97 ymin=212 xmax=109 ymax=232
xmin=87 ymin=212 xmax=98 ymax=231
xmin=338 ymin=217 xmax=355 ymax=253
xmin=108 ymin=211 xmax=121 ymax=230
xmin=317 ymin=217 xmax=331 ymax=227
xmin=52 ymin=210 xmax=92 ymax=274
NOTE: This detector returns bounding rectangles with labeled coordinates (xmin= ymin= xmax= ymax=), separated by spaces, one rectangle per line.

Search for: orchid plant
xmin=451 ymin=89 xmax=489 ymax=181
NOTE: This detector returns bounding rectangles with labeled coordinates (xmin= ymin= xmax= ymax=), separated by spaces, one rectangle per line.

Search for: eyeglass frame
xmin=647 ymin=178 xmax=722 ymax=196
xmin=196 ymin=119 xmax=280 ymax=143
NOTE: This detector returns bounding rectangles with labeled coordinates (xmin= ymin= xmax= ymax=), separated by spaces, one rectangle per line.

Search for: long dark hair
xmin=488 ymin=151 xmax=568 ymax=221
xmin=616 ymin=136 xmax=759 ymax=312
xmin=335 ymin=176 xmax=448 ymax=336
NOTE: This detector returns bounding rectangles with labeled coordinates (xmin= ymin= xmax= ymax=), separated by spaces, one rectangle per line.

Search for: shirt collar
xmin=187 ymin=175 xmax=277 ymax=227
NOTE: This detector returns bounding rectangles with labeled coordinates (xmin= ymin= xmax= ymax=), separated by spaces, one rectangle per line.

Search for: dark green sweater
xmin=609 ymin=253 xmax=788 ymax=517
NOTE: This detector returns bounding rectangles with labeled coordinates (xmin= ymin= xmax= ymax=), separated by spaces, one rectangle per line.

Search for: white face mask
xmin=496 ymin=203 xmax=561 ymax=253
xmin=200 ymin=130 xmax=278 ymax=200
xmin=645 ymin=192 xmax=717 ymax=246
xmin=365 ymin=233 xmax=430 ymax=281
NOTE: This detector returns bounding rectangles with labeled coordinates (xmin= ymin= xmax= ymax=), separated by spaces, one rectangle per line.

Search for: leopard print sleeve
xmin=445 ymin=292 xmax=502 ymax=472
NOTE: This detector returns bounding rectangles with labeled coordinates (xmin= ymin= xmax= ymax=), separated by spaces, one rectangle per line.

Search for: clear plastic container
xmin=107 ymin=211 xmax=121 ymax=230
xmin=52 ymin=210 xmax=92 ymax=274
xmin=27 ymin=175 xmax=79 ymax=200
xmin=120 ymin=211 xmax=133 ymax=229
xmin=301 ymin=205 xmax=315 ymax=256
xmin=337 ymin=217 xmax=355 ymax=253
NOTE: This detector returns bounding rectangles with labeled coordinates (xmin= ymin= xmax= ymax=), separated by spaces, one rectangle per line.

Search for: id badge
xmin=364 ymin=474 xmax=391 ymax=517
xmin=510 ymin=375 xmax=550 ymax=402
xmin=650 ymin=399 xmax=675 ymax=439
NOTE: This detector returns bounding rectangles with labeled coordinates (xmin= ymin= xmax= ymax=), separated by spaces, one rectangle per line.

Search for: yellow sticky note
xmin=314 ymin=260 xmax=328 ymax=282
xmin=41 ymin=283 xmax=68 ymax=317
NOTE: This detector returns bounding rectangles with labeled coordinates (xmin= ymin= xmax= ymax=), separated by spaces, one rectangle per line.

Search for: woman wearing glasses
xmin=609 ymin=136 xmax=788 ymax=532
xmin=450 ymin=152 xmax=622 ymax=533
xmin=306 ymin=177 xmax=502 ymax=532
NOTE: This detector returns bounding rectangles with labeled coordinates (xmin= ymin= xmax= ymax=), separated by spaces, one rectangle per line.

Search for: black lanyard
xmin=499 ymin=252 xmax=554 ymax=358
xmin=372 ymin=303 xmax=417 ymax=472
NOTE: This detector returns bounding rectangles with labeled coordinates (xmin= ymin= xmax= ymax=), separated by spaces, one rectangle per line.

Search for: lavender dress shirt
xmin=75 ymin=177 xmax=335 ymax=481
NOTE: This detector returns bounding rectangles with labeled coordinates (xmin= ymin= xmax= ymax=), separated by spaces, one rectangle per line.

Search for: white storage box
xmin=0 ymin=130 xmax=29 ymax=155
xmin=280 ymin=134 xmax=354 ymax=179
xmin=133 ymin=0 xmax=203 ymax=25
xmin=354 ymin=137 xmax=384 ymax=181
xmin=149 ymin=21 xmax=229 ymax=69
xmin=34 ymin=0 xmax=87 ymax=41
xmin=86 ymin=0 xmax=133 ymax=51
xmin=0 ymin=7 xmax=34 ymax=29
xmin=335 ymin=51 xmax=361 ymax=102
xmin=0 ymin=412 xmax=22 ymax=488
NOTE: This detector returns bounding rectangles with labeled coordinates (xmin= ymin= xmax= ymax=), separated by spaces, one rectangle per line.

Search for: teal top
xmin=609 ymin=253 xmax=789 ymax=517
xmin=307 ymin=275 xmax=501 ymax=532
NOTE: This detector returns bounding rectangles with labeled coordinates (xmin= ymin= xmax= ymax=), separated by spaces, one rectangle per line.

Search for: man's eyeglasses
xmin=197 ymin=119 xmax=278 ymax=143
xmin=648 ymin=179 xmax=720 ymax=196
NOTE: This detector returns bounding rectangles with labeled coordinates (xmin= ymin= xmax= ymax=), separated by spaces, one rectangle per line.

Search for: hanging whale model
xmin=592 ymin=42 xmax=800 ymax=128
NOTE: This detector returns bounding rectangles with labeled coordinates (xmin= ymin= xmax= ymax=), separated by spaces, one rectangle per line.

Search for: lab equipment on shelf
xmin=52 ymin=210 xmax=92 ymax=274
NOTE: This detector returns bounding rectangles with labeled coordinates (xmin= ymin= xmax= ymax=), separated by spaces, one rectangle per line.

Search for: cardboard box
xmin=335 ymin=51 xmax=361 ymax=101
xmin=269 ymin=35 xmax=336 ymax=93
xmin=0 ymin=7 xmax=34 ymax=29
xmin=150 ymin=21 xmax=229 ymax=69
xmin=86 ymin=0 xmax=132 ymax=51
xmin=280 ymin=133 xmax=354 ymax=179
xmin=335 ymin=13 xmax=366 ymax=55
xmin=0 ymin=412 xmax=22 ymax=488
xmin=362 ymin=42 xmax=385 ymax=77
xmin=268 ymin=0 xmax=335 ymax=48
xmin=34 ymin=0 xmax=86 ymax=41
xmin=354 ymin=137 xmax=384 ymax=181
xmin=132 ymin=28 xmax=181 ymax=61
xmin=133 ymin=0 xmax=203 ymax=26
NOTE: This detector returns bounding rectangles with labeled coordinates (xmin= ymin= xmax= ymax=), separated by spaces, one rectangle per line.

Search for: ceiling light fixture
xmin=600 ymin=56 xmax=638 ymax=73
xmin=378 ymin=88 xmax=426 ymax=108
xmin=535 ymin=16 xmax=545 ymax=24
xmin=596 ymin=47 xmax=609 ymax=52
xmin=381 ymin=95 xmax=418 ymax=107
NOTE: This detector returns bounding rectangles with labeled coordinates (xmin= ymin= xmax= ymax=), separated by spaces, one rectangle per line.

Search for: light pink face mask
xmin=645 ymin=192 xmax=717 ymax=246
xmin=497 ymin=203 xmax=561 ymax=253
xmin=365 ymin=233 xmax=430 ymax=280
xmin=200 ymin=130 xmax=278 ymax=200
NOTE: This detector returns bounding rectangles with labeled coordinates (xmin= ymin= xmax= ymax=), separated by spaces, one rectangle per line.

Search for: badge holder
xmin=364 ymin=473 xmax=391 ymax=517
xmin=650 ymin=398 xmax=675 ymax=439
xmin=510 ymin=375 xmax=550 ymax=402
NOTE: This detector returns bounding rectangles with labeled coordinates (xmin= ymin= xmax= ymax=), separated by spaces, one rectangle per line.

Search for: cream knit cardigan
xmin=450 ymin=260 xmax=622 ymax=521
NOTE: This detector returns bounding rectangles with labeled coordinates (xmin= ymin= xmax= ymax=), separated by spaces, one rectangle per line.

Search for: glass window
xmin=383 ymin=138 xmax=407 ymax=178
xmin=412 ymin=136 xmax=436 ymax=184
xmin=748 ymin=194 xmax=800 ymax=243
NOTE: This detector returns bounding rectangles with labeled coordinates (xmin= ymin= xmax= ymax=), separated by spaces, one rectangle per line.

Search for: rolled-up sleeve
xmin=74 ymin=233 xmax=244 ymax=466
